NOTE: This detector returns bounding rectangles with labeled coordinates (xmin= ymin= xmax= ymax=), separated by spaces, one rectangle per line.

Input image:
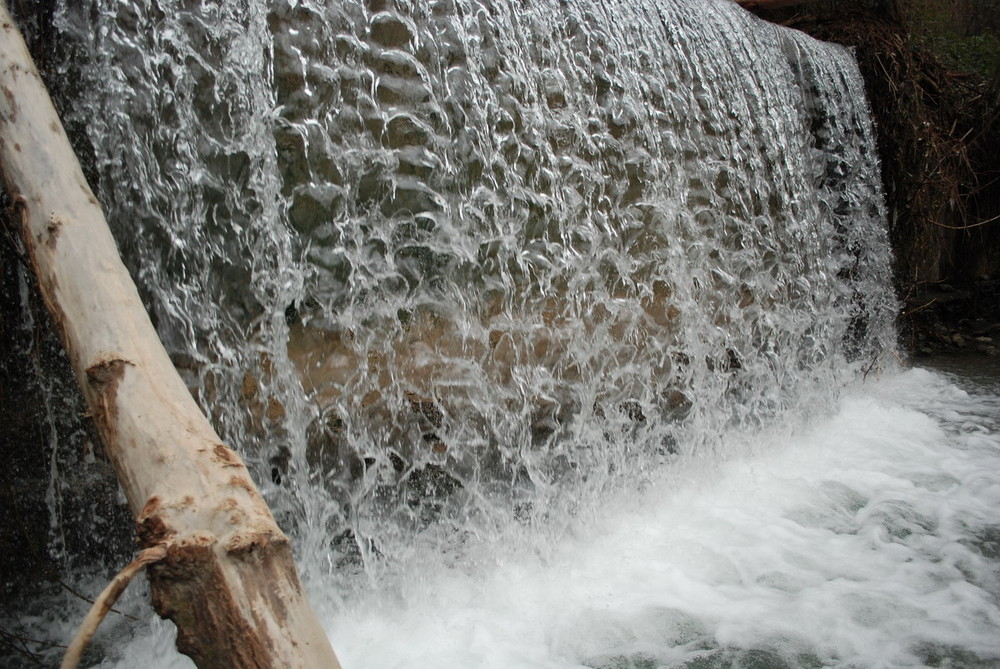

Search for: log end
xmin=148 ymin=531 xmax=328 ymax=669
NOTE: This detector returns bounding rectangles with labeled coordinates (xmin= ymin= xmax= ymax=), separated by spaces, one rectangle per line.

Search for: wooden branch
xmin=61 ymin=546 xmax=167 ymax=669
xmin=0 ymin=5 xmax=342 ymax=667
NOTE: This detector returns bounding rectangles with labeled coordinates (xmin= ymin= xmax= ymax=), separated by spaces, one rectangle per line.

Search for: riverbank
xmin=903 ymin=279 xmax=1000 ymax=358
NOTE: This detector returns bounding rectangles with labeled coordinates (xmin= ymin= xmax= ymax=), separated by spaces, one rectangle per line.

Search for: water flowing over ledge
xmin=53 ymin=0 xmax=897 ymax=559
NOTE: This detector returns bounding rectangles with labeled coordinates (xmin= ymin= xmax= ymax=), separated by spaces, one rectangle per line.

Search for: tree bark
xmin=0 ymin=5 xmax=341 ymax=667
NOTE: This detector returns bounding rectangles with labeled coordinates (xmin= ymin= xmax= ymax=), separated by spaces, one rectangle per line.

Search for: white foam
xmin=92 ymin=367 xmax=1000 ymax=668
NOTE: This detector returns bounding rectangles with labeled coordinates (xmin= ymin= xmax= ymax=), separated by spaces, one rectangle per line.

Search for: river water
xmin=3 ymin=0 xmax=999 ymax=665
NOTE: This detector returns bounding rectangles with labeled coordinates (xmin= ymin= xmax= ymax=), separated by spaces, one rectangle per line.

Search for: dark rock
xmin=370 ymin=12 xmax=414 ymax=48
xmin=371 ymin=49 xmax=424 ymax=79
xmin=381 ymin=179 xmax=445 ymax=217
xmin=288 ymin=183 xmax=346 ymax=233
xmin=376 ymin=75 xmax=432 ymax=106
xmin=385 ymin=113 xmax=432 ymax=148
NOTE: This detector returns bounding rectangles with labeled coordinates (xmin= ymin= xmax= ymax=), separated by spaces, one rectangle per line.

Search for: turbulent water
xmin=5 ymin=0 xmax=998 ymax=666
xmin=88 ymin=366 xmax=1000 ymax=669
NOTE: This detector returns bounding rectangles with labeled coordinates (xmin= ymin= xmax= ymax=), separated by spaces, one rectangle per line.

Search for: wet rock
xmin=609 ymin=106 xmax=637 ymax=139
xmin=376 ymin=75 xmax=433 ymax=106
xmin=307 ymin=246 xmax=353 ymax=276
xmin=381 ymin=178 xmax=445 ymax=217
xmin=431 ymin=0 xmax=455 ymax=16
xmin=405 ymin=391 xmax=444 ymax=428
xmin=385 ymin=113 xmax=432 ymax=148
xmin=362 ymin=108 xmax=387 ymax=137
xmin=334 ymin=34 xmax=370 ymax=62
xmin=308 ymin=140 xmax=344 ymax=186
xmin=541 ymin=68 xmax=568 ymax=109
xmin=272 ymin=31 xmax=307 ymax=97
xmin=445 ymin=66 xmax=472 ymax=100
xmin=396 ymin=146 xmax=440 ymax=179
xmin=620 ymin=400 xmax=646 ymax=423
xmin=337 ymin=65 xmax=375 ymax=105
xmin=240 ymin=371 xmax=259 ymax=400
xmin=406 ymin=463 xmax=461 ymax=499
xmin=422 ymin=432 xmax=448 ymax=454
xmin=306 ymin=62 xmax=340 ymax=113
xmin=357 ymin=166 xmax=391 ymax=207
xmin=902 ymin=277 xmax=1000 ymax=357
xmin=371 ymin=49 xmax=424 ymax=79
xmin=370 ymin=12 xmax=414 ymax=48
xmin=288 ymin=183 xmax=346 ymax=233
xmin=623 ymin=157 xmax=648 ymax=204
xmin=366 ymin=0 xmax=397 ymax=14
xmin=662 ymin=389 xmax=692 ymax=420
xmin=266 ymin=396 xmax=286 ymax=422
xmin=394 ymin=245 xmax=437 ymax=285
xmin=331 ymin=529 xmax=379 ymax=570
xmin=494 ymin=109 xmax=515 ymax=134
xmin=274 ymin=125 xmax=309 ymax=195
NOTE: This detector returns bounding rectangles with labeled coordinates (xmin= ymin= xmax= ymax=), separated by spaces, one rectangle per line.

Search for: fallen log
xmin=0 ymin=4 xmax=342 ymax=667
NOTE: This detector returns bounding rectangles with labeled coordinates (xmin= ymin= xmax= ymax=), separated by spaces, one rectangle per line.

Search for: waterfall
xmin=11 ymin=0 xmax=1000 ymax=667
xmin=50 ymin=0 xmax=895 ymax=563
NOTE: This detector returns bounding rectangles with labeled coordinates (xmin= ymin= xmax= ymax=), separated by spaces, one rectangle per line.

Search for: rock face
xmin=901 ymin=280 xmax=1000 ymax=358
xmin=0 ymin=202 xmax=132 ymax=611
xmin=0 ymin=5 xmax=982 ymax=631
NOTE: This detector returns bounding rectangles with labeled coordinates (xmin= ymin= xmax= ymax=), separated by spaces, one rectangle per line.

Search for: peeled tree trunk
xmin=0 ymin=6 xmax=341 ymax=668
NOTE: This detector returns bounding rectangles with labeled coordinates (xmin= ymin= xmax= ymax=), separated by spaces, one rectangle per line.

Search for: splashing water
xmin=6 ymin=0 xmax=998 ymax=665
xmin=84 ymin=367 xmax=1000 ymax=668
